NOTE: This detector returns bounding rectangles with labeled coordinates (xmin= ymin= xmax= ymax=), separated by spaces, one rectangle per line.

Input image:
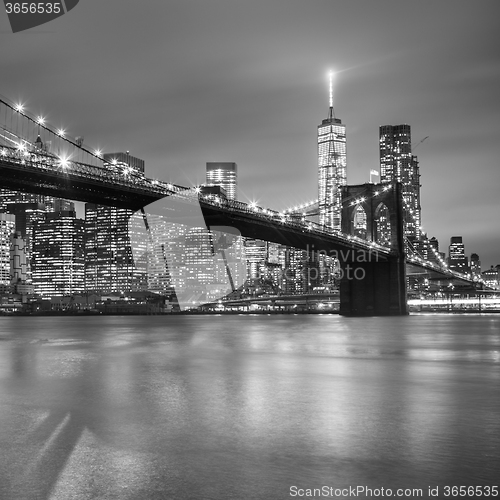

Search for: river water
xmin=0 ymin=314 xmax=498 ymax=499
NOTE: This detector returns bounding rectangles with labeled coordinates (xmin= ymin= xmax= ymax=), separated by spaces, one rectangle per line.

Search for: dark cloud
xmin=1 ymin=0 xmax=499 ymax=264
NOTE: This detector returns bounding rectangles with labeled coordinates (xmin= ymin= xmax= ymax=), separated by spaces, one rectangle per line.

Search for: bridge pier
xmin=339 ymin=255 xmax=407 ymax=316
xmin=339 ymin=183 xmax=408 ymax=316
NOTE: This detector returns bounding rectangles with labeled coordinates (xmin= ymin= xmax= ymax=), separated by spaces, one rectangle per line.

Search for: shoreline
xmin=2 ymin=309 xmax=500 ymax=317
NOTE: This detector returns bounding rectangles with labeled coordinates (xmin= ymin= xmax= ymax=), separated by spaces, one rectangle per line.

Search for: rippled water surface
xmin=0 ymin=314 xmax=499 ymax=499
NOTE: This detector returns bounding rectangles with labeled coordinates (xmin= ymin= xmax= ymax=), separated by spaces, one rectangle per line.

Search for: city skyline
xmin=1 ymin=0 xmax=499 ymax=265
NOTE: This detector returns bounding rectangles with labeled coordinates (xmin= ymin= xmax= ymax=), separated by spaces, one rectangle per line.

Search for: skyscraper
xmin=0 ymin=213 xmax=15 ymax=288
xmin=448 ymin=236 xmax=469 ymax=274
xmin=1 ymin=184 xmax=75 ymax=285
xmin=0 ymin=190 xmax=44 ymax=212
xmin=318 ymin=73 xmax=347 ymax=231
xmin=84 ymin=152 xmax=147 ymax=294
xmin=245 ymin=239 xmax=267 ymax=279
xmin=379 ymin=124 xmax=421 ymax=241
xmin=206 ymin=162 xmax=237 ymax=200
xmin=7 ymin=202 xmax=65 ymax=283
xmin=205 ymin=161 xmax=249 ymax=288
xmin=32 ymin=210 xmax=85 ymax=296
xmin=428 ymin=236 xmax=439 ymax=259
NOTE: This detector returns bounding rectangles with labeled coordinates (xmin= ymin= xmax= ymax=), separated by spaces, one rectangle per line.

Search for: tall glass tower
xmin=206 ymin=162 xmax=237 ymax=200
xmin=379 ymin=124 xmax=421 ymax=242
xmin=318 ymin=73 xmax=347 ymax=231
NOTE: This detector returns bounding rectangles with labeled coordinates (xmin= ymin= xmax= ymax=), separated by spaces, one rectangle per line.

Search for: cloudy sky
xmin=1 ymin=0 xmax=499 ymax=266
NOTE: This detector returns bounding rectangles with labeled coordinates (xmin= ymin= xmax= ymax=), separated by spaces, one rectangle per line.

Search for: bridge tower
xmin=340 ymin=182 xmax=407 ymax=316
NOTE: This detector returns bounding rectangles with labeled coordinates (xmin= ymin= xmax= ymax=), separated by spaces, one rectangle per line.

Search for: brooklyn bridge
xmin=0 ymin=95 xmax=473 ymax=316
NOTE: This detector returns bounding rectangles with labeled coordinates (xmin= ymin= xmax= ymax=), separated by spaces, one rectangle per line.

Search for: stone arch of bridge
xmin=341 ymin=183 xmax=403 ymax=253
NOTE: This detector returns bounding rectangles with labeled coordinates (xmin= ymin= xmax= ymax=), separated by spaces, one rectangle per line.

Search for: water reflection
xmin=0 ymin=314 xmax=499 ymax=499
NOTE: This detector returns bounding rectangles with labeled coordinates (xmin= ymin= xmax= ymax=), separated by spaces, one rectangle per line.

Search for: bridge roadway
xmin=1 ymin=144 xmax=392 ymax=260
xmin=0 ymin=145 xmax=173 ymax=208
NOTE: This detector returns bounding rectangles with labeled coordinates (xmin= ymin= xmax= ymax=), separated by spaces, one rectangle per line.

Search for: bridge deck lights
xmin=15 ymin=104 xmax=24 ymax=113
xmin=37 ymin=116 xmax=45 ymax=125
xmin=58 ymin=156 xmax=70 ymax=169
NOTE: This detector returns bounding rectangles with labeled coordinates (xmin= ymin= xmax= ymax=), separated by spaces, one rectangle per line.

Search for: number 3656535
xmin=5 ymin=3 xmax=62 ymax=14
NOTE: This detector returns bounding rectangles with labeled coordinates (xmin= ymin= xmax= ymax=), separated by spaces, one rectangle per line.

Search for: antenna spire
xmin=328 ymin=71 xmax=335 ymax=120
xmin=329 ymin=71 xmax=333 ymax=108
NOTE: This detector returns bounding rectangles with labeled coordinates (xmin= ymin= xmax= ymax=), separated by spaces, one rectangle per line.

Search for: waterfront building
xmin=448 ymin=236 xmax=469 ymax=274
xmin=1 ymin=185 xmax=75 ymax=283
xmin=318 ymin=74 xmax=347 ymax=231
xmin=206 ymin=162 xmax=237 ymax=200
xmin=0 ymin=213 xmax=15 ymax=288
xmin=6 ymin=202 xmax=47 ymax=282
xmin=32 ymin=210 xmax=85 ymax=296
xmin=379 ymin=124 xmax=421 ymax=241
